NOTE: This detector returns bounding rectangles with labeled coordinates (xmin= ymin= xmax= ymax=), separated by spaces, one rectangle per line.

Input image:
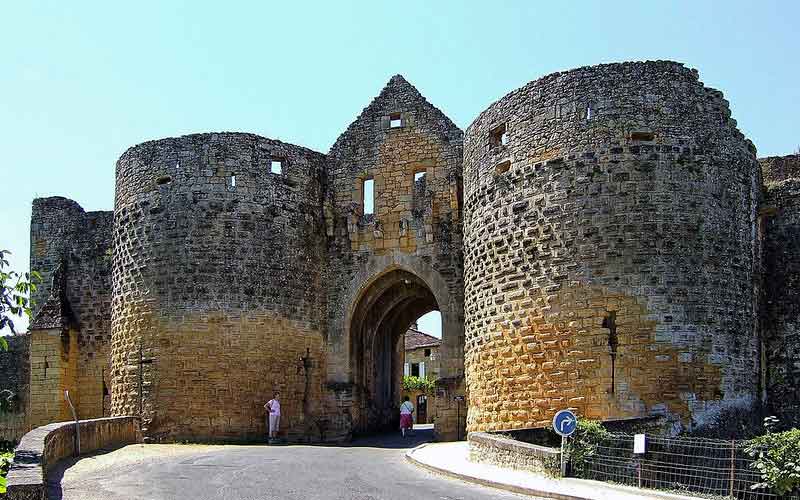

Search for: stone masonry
xmin=463 ymin=61 xmax=761 ymax=433
xmin=0 ymin=334 xmax=30 ymax=441
xmin=760 ymin=154 xmax=800 ymax=425
xmin=13 ymin=60 xmax=799 ymax=443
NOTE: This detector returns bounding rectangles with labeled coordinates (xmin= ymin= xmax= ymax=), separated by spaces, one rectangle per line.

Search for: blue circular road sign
xmin=552 ymin=409 xmax=577 ymax=437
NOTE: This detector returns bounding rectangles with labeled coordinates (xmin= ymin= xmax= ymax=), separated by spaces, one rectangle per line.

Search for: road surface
xmin=47 ymin=427 xmax=538 ymax=500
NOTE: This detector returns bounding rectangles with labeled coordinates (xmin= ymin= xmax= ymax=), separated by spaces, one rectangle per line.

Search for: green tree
xmin=0 ymin=249 xmax=40 ymax=350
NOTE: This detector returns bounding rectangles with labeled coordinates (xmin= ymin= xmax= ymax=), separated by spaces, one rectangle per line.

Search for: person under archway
xmin=399 ymin=395 xmax=414 ymax=437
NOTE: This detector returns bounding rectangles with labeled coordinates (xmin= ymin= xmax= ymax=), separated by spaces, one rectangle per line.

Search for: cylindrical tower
xmin=463 ymin=61 xmax=760 ymax=433
xmin=111 ymin=132 xmax=329 ymax=441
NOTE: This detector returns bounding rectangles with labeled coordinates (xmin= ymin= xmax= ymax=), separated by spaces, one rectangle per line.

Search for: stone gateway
xmin=14 ymin=61 xmax=800 ymax=443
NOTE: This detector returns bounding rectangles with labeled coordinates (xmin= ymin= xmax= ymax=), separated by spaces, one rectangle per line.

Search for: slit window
xmin=390 ymin=113 xmax=402 ymax=128
xmin=490 ymin=123 xmax=508 ymax=149
xmin=586 ymin=104 xmax=593 ymax=121
xmin=363 ymin=178 xmax=374 ymax=215
xmin=229 ymin=174 xmax=236 ymax=188
xmin=270 ymin=160 xmax=283 ymax=175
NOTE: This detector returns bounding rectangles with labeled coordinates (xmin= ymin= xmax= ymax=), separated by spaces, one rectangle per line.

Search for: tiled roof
xmin=404 ymin=328 xmax=441 ymax=351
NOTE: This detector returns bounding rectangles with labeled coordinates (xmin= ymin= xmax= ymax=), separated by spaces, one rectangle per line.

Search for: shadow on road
xmin=347 ymin=424 xmax=434 ymax=449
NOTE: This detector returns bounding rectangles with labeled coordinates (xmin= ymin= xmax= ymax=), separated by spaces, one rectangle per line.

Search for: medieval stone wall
xmin=29 ymin=197 xmax=113 ymax=423
xmin=0 ymin=334 xmax=30 ymax=441
xmin=326 ymin=76 xmax=466 ymax=438
xmin=463 ymin=61 xmax=761 ymax=433
xmin=760 ymin=154 xmax=800 ymax=425
xmin=110 ymin=133 xmax=330 ymax=442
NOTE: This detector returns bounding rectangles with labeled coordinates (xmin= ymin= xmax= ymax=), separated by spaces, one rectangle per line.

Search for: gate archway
xmin=349 ymin=269 xmax=439 ymax=434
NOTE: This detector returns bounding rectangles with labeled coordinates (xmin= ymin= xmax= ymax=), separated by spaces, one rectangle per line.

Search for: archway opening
xmin=349 ymin=269 xmax=439 ymax=435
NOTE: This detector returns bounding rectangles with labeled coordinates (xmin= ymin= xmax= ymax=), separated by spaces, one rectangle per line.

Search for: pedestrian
xmin=399 ymin=395 xmax=414 ymax=437
xmin=264 ymin=392 xmax=281 ymax=443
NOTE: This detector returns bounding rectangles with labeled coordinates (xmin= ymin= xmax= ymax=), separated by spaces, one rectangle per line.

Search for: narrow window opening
xmin=489 ymin=124 xmax=508 ymax=149
xmin=156 ymin=175 xmax=172 ymax=185
xmin=603 ymin=311 xmax=618 ymax=395
xmin=494 ymin=160 xmax=511 ymax=175
xmin=630 ymin=130 xmax=655 ymax=142
xmin=586 ymin=104 xmax=593 ymax=121
xmin=363 ymin=178 xmax=374 ymax=215
xmin=270 ymin=160 xmax=283 ymax=174
xmin=411 ymin=362 xmax=420 ymax=377
xmin=424 ymin=348 xmax=431 ymax=358
xmin=229 ymin=174 xmax=236 ymax=188
xmin=390 ymin=113 xmax=402 ymax=128
xmin=175 ymin=161 xmax=180 ymax=170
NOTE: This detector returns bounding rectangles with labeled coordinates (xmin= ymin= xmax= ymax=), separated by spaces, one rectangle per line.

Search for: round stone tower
xmin=110 ymin=132 xmax=329 ymax=441
xmin=463 ymin=61 xmax=760 ymax=433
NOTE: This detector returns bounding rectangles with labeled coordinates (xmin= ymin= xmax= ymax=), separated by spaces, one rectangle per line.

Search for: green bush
xmin=401 ymin=375 xmax=435 ymax=394
xmin=567 ymin=419 xmax=610 ymax=474
xmin=0 ymin=450 xmax=13 ymax=494
xmin=745 ymin=424 xmax=800 ymax=495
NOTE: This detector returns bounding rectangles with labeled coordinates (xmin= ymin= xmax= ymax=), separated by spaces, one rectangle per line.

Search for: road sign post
xmin=552 ymin=410 xmax=577 ymax=477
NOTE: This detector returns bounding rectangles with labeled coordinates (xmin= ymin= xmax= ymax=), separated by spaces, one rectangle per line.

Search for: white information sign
xmin=633 ymin=433 xmax=646 ymax=454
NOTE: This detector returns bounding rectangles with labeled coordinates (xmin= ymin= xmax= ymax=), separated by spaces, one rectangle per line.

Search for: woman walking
xmin=399 ymin=396 xmax=414 ymax=437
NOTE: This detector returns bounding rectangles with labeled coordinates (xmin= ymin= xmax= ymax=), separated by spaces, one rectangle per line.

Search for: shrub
xmin=401 ymin=375 xmax=436 ymax=394
xmin=0 ymin=451 xmax=12 ymax=494
xmin=567 ymin=419 xmax=610 ymax=474
xmin=745 ymin=421 xmax=800 ymax=495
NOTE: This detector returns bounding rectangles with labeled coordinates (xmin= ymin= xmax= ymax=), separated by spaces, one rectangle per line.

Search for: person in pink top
xmin=264 ymin=392 xmax=281 ymax=442
xmin=399 ymin=395 xmax=414 ymax=437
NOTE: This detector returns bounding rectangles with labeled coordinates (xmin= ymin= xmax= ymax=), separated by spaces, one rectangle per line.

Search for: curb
xmin=405 ymin=443 xmax=586 ymax=500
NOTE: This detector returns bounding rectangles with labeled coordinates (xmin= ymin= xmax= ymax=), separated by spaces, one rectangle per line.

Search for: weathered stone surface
xmin=28 ymin=196 xmax=113 ymax=428
xmin=326 ymin=75 xmax=466 ymax=440
xmin=463 ymin=61 xmax=761 ymax=433
xmin=0 ymin=334 xmax=30 ymax=441
xmin=468 ymin=431 xmax=560 ymax=475
xmin=760 ymin=154 xmax=800 ymax=425
xmin=111 ymin=133 xmax=329 ymax=442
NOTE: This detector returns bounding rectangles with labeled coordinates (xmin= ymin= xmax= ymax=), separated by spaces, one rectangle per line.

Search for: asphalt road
xmin=47 ymin=427 xmax=536 ymax=500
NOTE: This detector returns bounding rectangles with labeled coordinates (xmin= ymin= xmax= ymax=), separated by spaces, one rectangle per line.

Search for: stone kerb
xmin=5 ymin=416 xmax=141 ymax=499
xmin=468 ymin=431 xmax=560 ymax=475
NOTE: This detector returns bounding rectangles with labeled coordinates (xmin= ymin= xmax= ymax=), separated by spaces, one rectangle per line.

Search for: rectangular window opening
xmin=270 ymin=160 xmax=283 ymax=175
xmin=390 ymin=113 xmax=402 ymax=128
xmin=229 ymin=174 xmax=236 ymax=188
xmin=424 ymin=348 xmax=431 ymax=357
xmin=586 ymin=104 xmax=593 ymax=121
xmin=363 ymin=178 xmax=375 ymax=215
xmin=411 ymin=363 xmax=420 ymax=377
xmin=490 ymin=123 xmax=508 ymax=149
xmin=630 ymin=130 xmax=655 ymax=142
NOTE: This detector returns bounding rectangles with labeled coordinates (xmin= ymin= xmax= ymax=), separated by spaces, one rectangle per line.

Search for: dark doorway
xmin=417 ymin=394 xmax=428 ymax=424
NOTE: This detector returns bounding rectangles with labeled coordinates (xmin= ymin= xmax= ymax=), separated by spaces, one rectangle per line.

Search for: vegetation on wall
xmin=0 ymin=249 xmax=40 ymax=349
xmin=402 ymin=375 xmax=435 ymax=394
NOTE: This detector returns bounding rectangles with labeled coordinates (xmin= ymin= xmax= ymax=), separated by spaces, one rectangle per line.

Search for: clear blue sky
xmin=2 ymin=1 xmax=797 ymax=335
